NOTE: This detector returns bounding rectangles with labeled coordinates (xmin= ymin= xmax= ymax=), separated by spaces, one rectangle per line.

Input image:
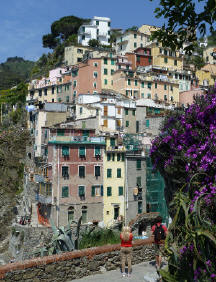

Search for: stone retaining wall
xmin=0 ymin=238 xmax=154 ymax=281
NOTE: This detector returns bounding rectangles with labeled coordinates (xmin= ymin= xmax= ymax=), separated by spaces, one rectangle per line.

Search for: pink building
xmin=179 ymin=88 xmax=205 ymax=106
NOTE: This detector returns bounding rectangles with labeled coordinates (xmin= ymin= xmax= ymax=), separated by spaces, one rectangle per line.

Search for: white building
xmin=78 ymin=16 xmax=111 ymax=46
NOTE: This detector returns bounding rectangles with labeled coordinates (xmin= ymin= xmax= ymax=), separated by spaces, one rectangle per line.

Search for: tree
xmin=88 ymin=39 xmax=100 ymax=48
xmin=150 ymin=90 xmax=216 ymax=281
xmin=42 ymin=16 xmax=90 ymax=49
xmin=150 ymin=0 xmax=216 ymax=53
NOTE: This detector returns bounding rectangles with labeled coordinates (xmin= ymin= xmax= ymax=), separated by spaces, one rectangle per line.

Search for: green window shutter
xmin=146 ymin=119 xmax=150 ymax=127
xmin=107 ymin=187 xmax=112 ymax=196
xmin=104 ymin=58 xmax=107 ymax=64
xmin=132 ymin=110 xmax=136 ymax=116
xmin=79 ymin=166 xmax=85 ymax=177
xmin=137 ymin=176 xmax=141 ymax=187
xmin=44 ymin=148 xmax=48 ymax=156
xmin=111 ymin=69 xmax=114 ymax=75
xmin=128 ymin=79 xmax=131 ymax=85
xmin=107 ymin=169 xmax=112 ymax=178
xmin=95 ymin=166 xmax=100 ymax=177
xmin=104 ymin=79 xmax=108 ymax=85
xmin=125 ymin=109 xmax=128 ymax=115
xmin=66 ymin=96 xmax=69 ymax=102
xmin=95 ymin=146 xmax=101 ymax=156
xmin=141 ymin=82 xmax=144 ymax=88
xmin=104 ymin=68 xmax=108 ymax=75
xmin=148 ymin=82 xmax=151 ymax=89
xmin=138 ymin=202 xmax=142 ymax=214
xmin=62 ymin=166 xmax=69 ymax=177
xmin=164 ymin=57 xmax=168 ymax=63
xmin=135 ymin=80 xmax=138 ymax=86
xmin=174 ymin=60 xmax=177 ymax=66
xmin=155 ymin=83 xmax=157 ymax=89
xmin=164 ymin=84 xmax=167 ymax=90
xmin=148 ymin=57 xmax=151 ymax=63
xmin=119 ymin=186 xmax=123 ymax=196
xmin=110 ymin=138 xmax=115 ymax=147
xmin=79 ymin=147 xmax=86 ymax=157
xmin=117 ymin=168 xmax=121 ymax=178
xmin=101 ymin=185 xmax=104 ymax=196
xmin=79 ymin=186 xmax=85 ymax=196
xmin=126 ymin=121 xmax=129 ymax=127
xmin=111 ymin=59 xmax=115 ymax=65
xmin=57 ymin=129 xmax=64 ymax=136
xmin=62 ymin=146 xmax=69 ymax=156
xmin=112 ymin=153 xmax=115 ymax=161
xmin=91 ymin=186 xmax=95 ymax=197
xmin=62 ymin=186 xmax=69 ymax=198
xmin=136 ymin=159 xmax=141 ymax=170
xmin=122 ymin=153 xmax=125 ymax=161
xmin=117 ymin=153 xmax=121 ymax=161
xmin=107 ymin=153 xmax=111 ymax=161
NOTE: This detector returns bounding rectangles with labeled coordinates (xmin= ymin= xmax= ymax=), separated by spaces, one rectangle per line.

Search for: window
xmin=104 ymin=68 xmax=108 ymax=75
xmin=164 ymin=84 xmax=167 ymax=90
xmin=117 ymin=168 xmax=121 ymax=178
xmin=141 ymin=93 xmax=144 ymax=98
xmin=171 ymin=85 xmax=173 ymax=91
xmin=127 ymin=79 xmax=131 ymax=85
xmin=108 ymin=21 xmax=111 ymax=27
xmin=160 ymin=48 xmax=162 ymax=54
xmin=44 ymin=89 xmax=47 ymax=96
xmin=110 ymin=138 xmax=115 ymax=147
xmin=136 ymin=159 xmax=141 ymax=170
xmin=79 ymin=147 xmax=86 ymax=157
xmin=52 ymin=87 xmax=55 ymax=94
xmin=137 ymin=56 xmax=140 ymax=63
xmin=79 ymin=166 xmax=85 ymax=178
xmin=103 ymin=119 xmax=108 ymax=127
xmin=73 ymin=80 xmax=77 ymax=87
xmin=125 ymin=109 xmax=128 ymax=115
xmin=141 ymin=81 xmax=144 ymax=88
xmin=164 ymin=94 xmax=167 ymax=101
xmin=66 ymin=96 xmax=69 ymax=103
xmin=114 ymin=206 xmax=119 ymax=219
xmin=138 ymin=201 xmax=142 ymax=214
xmin=147 ymin=93 xmax=151 ymax=99
xmin=107 ymin=187 xmax=112 ymax=196
xmin=148 ymin=82 xmax=151 ymax=89
xmin=62 ymin=146 xmax=69 ymax=157
xmin=68 ymin=207 xmax=74 ymax=222
xmin=119 ymin=186 xmax=123 ymax=196
xmin=132 ymin=110 xmax=136 ymax=116
xmin=155 ymin=83 xmax=157 ymax=89
xmin=104 ymin=79 xmax=108 ymax=85
xmin=107 ymin=169 xmax=112 ymax=178
xmin=111 ymin=69 xmax=114 ymax=75
xmin=136 ymin=120 xmax=139 ymax=133
xmin=52 ymin=99 xmax=54 ymax=102
xmin=96 ymin=20 xmax=99 ymax=25
xmin=81 ymin=206 xmax=87 ymax=223
xmin=79 ymin=107 xmax=83 ymax=115
xmin=39 ymin=89 xmax=42 ymax=96
xmin=104 ymin=58 xmax=108 ymax=64
xmin=164 ymin=57 xmax=168 ymax=63
xmin=137 ymin=176 xmax=141 ymax=187
xmin=57 ymin=129 xmax=64 ymax=136
xmin=164 ymin=49 xmax=168 ymax=55
xmin=82 ymin=35 xmax=85 ymax=40
xmin=148 ymin=57 xmax=152 ymax=63
xmin=82 ymin=26 xmax=85 ymax=32
xmin=95 ymin=166 xmax=100 ymax=177
xmin=62 ymin=186 xmax=69 ymax=198
xmin=95 ymin=146 xmax=101 ymax=157
xmin=94 ymin=62 xmax=98 ymax=67
xmin=126 ymin=120 xmax=129 ymax=127
xmin=134 ymin=34 xmax=137 ymax=39
xmin=146 ymin=119 xmax=150 ymax=127
xmin=117 ymin=153 xmax=121 ymax=161
xmin=134 ymin=42 xmax=137 ymax=48
xmin=112 ymin=153 xmax=115 ymax=161
xmin=93 ymin=82 xmax=97 ymax=88
xmin=174 ymin=60 xmax=177 ymax=66
xmin=111 ymin=59 xmax=115 ymax=65
xmin=93 ymin=71 xmax=98 ymax=78
xmin=122 ymin=153 xmax=125 ymax=161
xmin=107 ymin=153 xmax=111 ymax=161
xmin=170 ymin=96 xmax=174 ymax=101
xmin=135 ymin=80 xmax=138 ymax=86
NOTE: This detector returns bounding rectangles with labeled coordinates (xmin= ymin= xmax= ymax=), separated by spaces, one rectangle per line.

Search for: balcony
xmin=98 ymin=31 xmax=107 ymax=37
xmin=106 ymin=145 xmax=125 ymax=152
xmin=49 ymin=136 xmax=106 ymax=145
xmin=35 ymin=193 xmax=52 ymax=204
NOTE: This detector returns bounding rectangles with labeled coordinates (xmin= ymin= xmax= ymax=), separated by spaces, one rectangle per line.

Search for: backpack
xmin=153 ymin=224 xmax=166 ymax=242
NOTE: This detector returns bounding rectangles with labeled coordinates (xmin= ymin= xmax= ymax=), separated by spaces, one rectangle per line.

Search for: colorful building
xmin=103 ymin=135 xmax=126 ymax=226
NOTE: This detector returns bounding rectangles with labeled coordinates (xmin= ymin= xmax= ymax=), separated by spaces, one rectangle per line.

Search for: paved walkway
xmin=70 ymin=261 xmax=163 ymax=282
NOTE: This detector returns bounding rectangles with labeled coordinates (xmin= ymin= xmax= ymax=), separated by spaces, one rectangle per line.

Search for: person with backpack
xmin=120 ymin=226 xmax=133 ymax=277
xmin=151 ymin=216 xmax=168 ymax=271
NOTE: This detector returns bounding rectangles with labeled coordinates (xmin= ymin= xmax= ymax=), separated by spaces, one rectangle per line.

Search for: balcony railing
xmin=35 ymin=193 xmax=52 ymax=204
xmin=49 ymin=135 xmax=106 ymax=144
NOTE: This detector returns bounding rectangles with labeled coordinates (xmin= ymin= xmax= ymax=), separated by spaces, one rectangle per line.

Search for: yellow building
xmin=149 ymin=42 xmax=183 ymax=71
xmin=196 ymin=64 xmax=216 ymax=86
xmin=103 ymin=136 xmax=126 ymax=226
xmin=101 ymin=56 xmax=117 ymax=90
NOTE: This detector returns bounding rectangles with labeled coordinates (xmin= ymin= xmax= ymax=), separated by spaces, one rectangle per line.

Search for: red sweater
xmin=120 ymin=233 xmax=133 ymax=247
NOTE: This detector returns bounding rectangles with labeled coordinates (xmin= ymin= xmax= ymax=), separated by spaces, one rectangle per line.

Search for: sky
xmin=0 ymin=0 xmax=164 ymax=63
